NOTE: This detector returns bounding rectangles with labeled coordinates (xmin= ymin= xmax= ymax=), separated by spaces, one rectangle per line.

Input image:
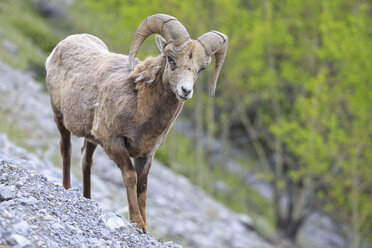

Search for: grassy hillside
xmin=0 ymin=1 xmax=59 ymax=82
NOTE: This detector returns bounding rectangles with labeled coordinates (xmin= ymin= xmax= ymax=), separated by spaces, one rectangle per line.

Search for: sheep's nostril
xmin=182 ymin=86 xmax=191 ymax=96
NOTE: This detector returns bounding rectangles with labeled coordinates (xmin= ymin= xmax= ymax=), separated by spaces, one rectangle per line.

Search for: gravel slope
xmin=0 ymin=156 xmax=181 ymax=248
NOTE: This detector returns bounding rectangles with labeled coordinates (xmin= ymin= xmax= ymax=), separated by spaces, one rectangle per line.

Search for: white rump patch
xmin=92 ymin=102 xmax=100 ymax=107
xmin=45 ymin=47 xmax=57 ymax=70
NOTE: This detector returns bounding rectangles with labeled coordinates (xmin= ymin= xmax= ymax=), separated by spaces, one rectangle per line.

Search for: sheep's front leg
xmin=134 ymin=156 xmax=153 ymax=225
xmin=103 ymin=139 xmax=147 ymax=232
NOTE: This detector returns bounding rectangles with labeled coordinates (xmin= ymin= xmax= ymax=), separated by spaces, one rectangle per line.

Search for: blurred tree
xmin=236 ymin=0 xmax=372 ymax=243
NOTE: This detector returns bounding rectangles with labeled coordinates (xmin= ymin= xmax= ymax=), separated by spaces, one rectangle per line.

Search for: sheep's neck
xmin=133 ymin=56 xmax=183 ymax=140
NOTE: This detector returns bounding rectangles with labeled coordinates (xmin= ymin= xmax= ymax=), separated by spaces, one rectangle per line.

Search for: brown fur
xmin=45 ymin=33 xmax=210 ymax=232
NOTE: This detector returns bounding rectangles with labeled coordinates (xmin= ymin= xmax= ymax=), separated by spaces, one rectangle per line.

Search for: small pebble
xmin=0 ymin=184 xmax=15 ymax=200
xmin=101 ymin=228 xmax=110 ymax=237
xmin=21 ymin=196 xmax=38 ymax=205
xmin=1 ymin=209 xmax=13 ymax=218
xmin=25 ymin=215 xmax=38 ymax=222
xmin=7 ymin=234 xmax=31 ymax=247
xmin=36 ymin=241 xmax=44 ymax=247
xmin=13 ymin=220 xmax=32 ymax=233
xmin=43 ymin=215 xmax=54 ymax=221
xmin=1 ymin=172 xmax=9 ymax=179
xmin=99 ymin=238 xmax=107 ymax=246
xmin=52 ymin=222 xmax=64 ymax=229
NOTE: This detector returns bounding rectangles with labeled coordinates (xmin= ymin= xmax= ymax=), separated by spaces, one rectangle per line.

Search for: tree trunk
xmin=167 ymin=129 xmax=176 ymax=170
xmin=206 ymin=79 xmax=215 ymax=193
xmin=277 ymin=216 xmax=305 ymax=242
xmin=351 ymin=148 xmax=361 ymax=248
xmin=194 ymin=75 xmax=204 ymax=187
xmin=220 ymin=112 xmax=230 ymax=166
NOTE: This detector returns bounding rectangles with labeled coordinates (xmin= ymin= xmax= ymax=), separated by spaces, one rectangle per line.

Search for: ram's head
xmin=128 ymin=14 xmax=228 ymax=101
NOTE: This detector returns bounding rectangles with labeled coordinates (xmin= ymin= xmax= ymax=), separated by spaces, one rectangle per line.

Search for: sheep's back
xmin=45 ymin=34 xmax=120 ymax=137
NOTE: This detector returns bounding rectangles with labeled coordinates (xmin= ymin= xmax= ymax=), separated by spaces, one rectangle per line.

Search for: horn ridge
xmin=197 ymin=31 xmax=228 ymax=96
xmin=128 ymin=14 xmax=190 ymax=71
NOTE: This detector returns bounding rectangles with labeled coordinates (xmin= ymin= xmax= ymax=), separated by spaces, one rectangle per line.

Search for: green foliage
xmin=10 ymin=15 xmax=58 ymax=53
xmin=0 ymin=0 xmax=60 ymax=83
xmin=235 ymin=0 xmax=372 ymax=243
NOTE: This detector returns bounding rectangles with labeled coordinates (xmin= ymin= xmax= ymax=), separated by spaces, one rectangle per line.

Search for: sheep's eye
xmin=167 ymin=55 xmax=176 ymax=71
xmin=198 ymin=66 xmax=206 ymax=74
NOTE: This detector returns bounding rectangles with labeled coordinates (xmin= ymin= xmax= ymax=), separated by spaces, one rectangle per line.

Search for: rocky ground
xmin=0 ymin=61 xmax=273 ymax=247
xmin=0 ymin=155 xmax=181 ymax=248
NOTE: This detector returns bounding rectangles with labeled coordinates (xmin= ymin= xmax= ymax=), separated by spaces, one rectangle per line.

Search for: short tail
xmin=45 ymin=47 xmax=57 ymax=71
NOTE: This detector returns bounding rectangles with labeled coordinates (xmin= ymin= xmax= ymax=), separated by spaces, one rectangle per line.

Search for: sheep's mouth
xmin=175 ymin=93 xmax=189 ymax=101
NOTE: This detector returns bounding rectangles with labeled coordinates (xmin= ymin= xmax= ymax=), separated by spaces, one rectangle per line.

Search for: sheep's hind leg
xmin=134 ymin=156 xmax=153 ymax=225
xmin=54 ymin=114 xmax=72 ymax=189
xmin=103 ymin=138 xmax=147 ymax=233
xmin=81 ymin=139 xmax=97 ymax=199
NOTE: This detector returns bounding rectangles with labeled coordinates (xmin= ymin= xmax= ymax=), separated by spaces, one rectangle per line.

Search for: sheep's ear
xmin=155 ymin=35 xmax=167 ymax=54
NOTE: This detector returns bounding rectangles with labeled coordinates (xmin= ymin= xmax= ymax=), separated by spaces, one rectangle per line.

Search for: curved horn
xmin=128 ymin=14 xmax=191 ymax=70
xmin=198 ymin=31 xmax=228 ymax=96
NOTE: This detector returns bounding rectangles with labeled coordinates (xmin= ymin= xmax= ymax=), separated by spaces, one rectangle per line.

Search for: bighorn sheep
xmin=45 ymin=14 xmax=228 ymax=232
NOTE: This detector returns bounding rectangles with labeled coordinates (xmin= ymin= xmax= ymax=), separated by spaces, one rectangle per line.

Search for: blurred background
xmin=0 ymin=0 xmax=371 ymax=247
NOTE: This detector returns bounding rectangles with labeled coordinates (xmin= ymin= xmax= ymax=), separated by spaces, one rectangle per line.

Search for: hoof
xmin=132 ymin=219 xmax=147 ymax=233
xmin=137 ymin=222 xmax=147 ymax=233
